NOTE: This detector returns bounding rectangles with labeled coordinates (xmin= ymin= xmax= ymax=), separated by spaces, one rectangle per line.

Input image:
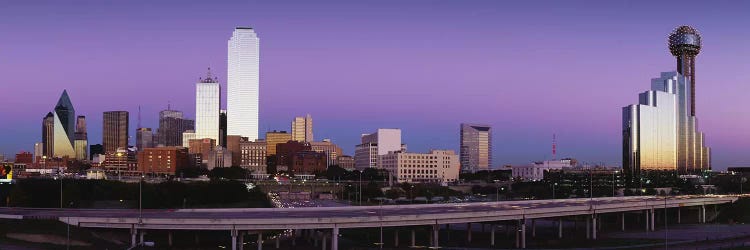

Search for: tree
xmin=208 ymin=167 xmax=249 ymax=180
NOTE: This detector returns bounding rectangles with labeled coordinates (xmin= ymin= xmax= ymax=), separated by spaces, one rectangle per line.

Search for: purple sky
xmin=1 ymin=1 xmax=749 ymax=170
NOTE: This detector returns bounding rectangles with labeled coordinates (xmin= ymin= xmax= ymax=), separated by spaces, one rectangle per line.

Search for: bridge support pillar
xmin=701 ymin=205 xmax=706 ymax=223
xmin=322 ymin=232 xmax=327 ymax=250
xmin=291 ymin=230 xmax=296 ymax=246
xmin=467 ymin=223 xmax=472 ymax=243
xmin=586 ymin=216 xmax=590 ymax=239
xmin=231 ymin=229 xmax=238 ymax=250
xmin=168 ymin=231 xmax=173 ymax=247
xmin=130 ymin=225 xmax=137 ymax=248
xmin=490 ymin=224 xmax=495 ymax=246
xmin=645 ymin=210 xmax=649 ymax=231
xmin=621 ymin=213 xmax=625 ymax=231
xmin=332 ymin=227 xmax=339 ymax=250
xmin=433 ymin=224 xmax=440 ymax=248
xmin=394 ymin=229 xmax=399 ymax=247
xmin=650 ymin=208 xmax=655 ymax=231
xmin=240 ymin=232 xmax=245 ymax=250
xmin=275 ymin=235 xmax=280 ymax=249
xmin=314 ymin=231 xmax=319 ymax=247
xmin=257 ymin=232 xmax=263 ymax=250
xmin=520 ymin=219 xmax=526 ymax=249
xmin=411 ymin=229 xmax=416 ymax=247
xmin=592 ymin=215 xmax=597 ymax=240
xmin=531 ymin=219 xmax=536 ymax=238
xmin=558 ymin=218 xmax=563 ymax=239
xmin=139 ymin=230 xmax=145 ymax=246
xmin=677 ymin=208 xmax=681 ymax=224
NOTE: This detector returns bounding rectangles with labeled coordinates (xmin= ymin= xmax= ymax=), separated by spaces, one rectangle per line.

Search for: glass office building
xmin=227 ymin=27 xmax=260 ymax=140
xmin=460 ymin=123 xmax=492 ymax=173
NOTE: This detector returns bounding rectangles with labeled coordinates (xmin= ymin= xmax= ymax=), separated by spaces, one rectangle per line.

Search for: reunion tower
xmin=668 ymin=25 xmax=702 ymax=116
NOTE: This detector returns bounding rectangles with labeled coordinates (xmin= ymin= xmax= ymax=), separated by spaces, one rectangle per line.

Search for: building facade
xmin=354 ymin=129 xmax=403 ymax=170
xmin=265 ymin=130 xmax=292 ymax=156
xmin=309 ymin=140 xmax=342 ymax=167
xmin=74 ymin=116 xmax=87 ymax=161
xmin=380 ymin=150 xmax=460 ymax=184
xmin=157 ymin=109 xmax=191 ymax=147
xmin=103 ymin=111 xmax=129 ymax=154
xmin=227 ymin=27 xmax=260 ymax=140
xmin=207 ymin=147 xmax=232 ymax=170
xmin=460 ymin=123 xmax=492 ymax=173
xmin=240 ymin=139 xmax=267 ymax=174
xmin=622 ymin=72 xmax=710 ymax=184
xmin=291 ymin=114 xmax=313 ymax=142
xmin=136 ymin=128 xmax=153 ymax=151
xmin=41 ymin=90 xmax=78 ymax=158
xmin=336 ymin=155 xmax=355 ymax=171
xmin=291 ymin=151 xmax=327 ymax=175
xmin=195 ymin=69 xmax=221 ymax=145
xmin=511 ymin=159 xmax=575 ymax=181
xmin=137 ymin=147 xmax=189 ymax=175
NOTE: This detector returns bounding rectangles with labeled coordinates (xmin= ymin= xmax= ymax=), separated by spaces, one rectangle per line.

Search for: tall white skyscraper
xmin=227 ymin=27 xmax=260 ymax=140
xmin=195 ymin=68 xmax=221 ymax=145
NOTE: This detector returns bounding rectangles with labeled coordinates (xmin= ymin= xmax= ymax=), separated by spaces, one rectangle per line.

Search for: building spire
xmin=200 ymin=67 xmax=218 ymax=83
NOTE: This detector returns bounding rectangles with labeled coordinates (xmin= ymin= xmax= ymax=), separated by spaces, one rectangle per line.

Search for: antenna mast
xmin=552 ymin=133 xmax=557 ymax=160
xmin=138 ymin=106 xmax=142 ymax=129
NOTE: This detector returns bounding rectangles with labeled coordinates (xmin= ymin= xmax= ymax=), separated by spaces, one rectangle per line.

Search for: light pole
xmin=139 ymin=174 xmax=144 ymax=223
xmin=359 ymin=171 xmax=363 ymax=205
xmin=59 ymin=173 xmax=63 ymax=208
xmin=552 ymin=183 xmax=557 ymax=199
xmin=410 ymin=185 xmax=414 ymax=204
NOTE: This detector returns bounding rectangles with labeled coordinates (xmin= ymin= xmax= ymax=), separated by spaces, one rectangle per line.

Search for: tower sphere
xmin=668 ymin=25 xmax=701 ymax=56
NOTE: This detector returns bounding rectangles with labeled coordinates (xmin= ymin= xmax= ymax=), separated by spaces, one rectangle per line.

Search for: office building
xmin=265 ymin=130 xmax=292 ymax=156
xmin=74 ymin=116 xmax=87 ymax=161
xmin=380 ymin=150 xmax=460 ymax=184
xmin=240 ymin=139 xmax=267 ymax=174
xmin=354 ymin=128 xmax=403 ymax=170
xmin=207 ymin=147 xmax=232 ymax=170
xmin=136 ymin=128 xmax=153 ymax=151
xmin=460 ymin=123 xmax=492 ymax=173
xmin=33 ymin=143 xmax=43 ymax=162
xmin=226 ymin=135 xmax=245 ymax=166
xmin=227 ymin=27 xmax=260 ymax=140
xmin=310 ymin=140 xmax=342 ymax=166
xmin=137 ymin=147 xmax=189 ymax=175
xmin=41 ymin=112 xmax=54 ymax=157
xmin=103 ymin=147 xmax=136 ymax=174
xmin=15 ymin=152 xmax=33 ymax=164
xmin=511 ymin=159 xmax=576 ymax=181
xmin=276 ymin=141 xmax=310 ymax=171
xmin=182 ymin=130 xmax=196 ymax=148
xmin=291 ymin=151 xmax=327 ymax=175
xmin=89 ymin=144 xmax=103 ymax=161
xmin=195 ymin=68 xmax=221 ymax=145
xmin=189 ymin=138 xmax=215 ymax=167
xmin=219 ymin=110 xmax=227 ymax=147
xmin=103 ymin=111 xmax=129 ymax=153
xmin=157 ymin=109 xmax=193 ymax=147
xmin=336 ymin=155 xmax=355 ymax=171
xmin=41 ymin=90 xmax=77 ymax=158
xmin=292 ymin=114 xmax=313 ymax=142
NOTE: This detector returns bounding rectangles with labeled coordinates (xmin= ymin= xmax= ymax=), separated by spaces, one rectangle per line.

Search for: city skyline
xmin=2 ymin=1 xmax=750 ymax=169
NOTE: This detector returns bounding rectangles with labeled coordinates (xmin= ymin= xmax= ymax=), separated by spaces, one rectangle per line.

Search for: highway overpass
xmin=0 ymin=195 xmax=739 ymax=250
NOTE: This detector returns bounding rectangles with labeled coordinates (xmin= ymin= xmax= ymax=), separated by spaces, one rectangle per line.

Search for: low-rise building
xmin=511 ymin=159 xmax=576 ymax=181
xmin=336 ymin=155 xmax=355 ymax=171
xmin=291 ymin=151 xmax=327 ymax=175
xmin=240 ymin=139 xmax=267 ymax=174
xmin=380 ymin=150 xmax=460 ymax=184
xmin=137 ymin=147 xmax=189 ymax=175
xmin=207 ymin=147 xmax=232 ymax=170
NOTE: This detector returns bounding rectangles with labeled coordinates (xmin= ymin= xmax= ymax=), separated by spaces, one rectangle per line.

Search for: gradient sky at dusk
xmin=1 ymin=1 xmax=749 ymax=170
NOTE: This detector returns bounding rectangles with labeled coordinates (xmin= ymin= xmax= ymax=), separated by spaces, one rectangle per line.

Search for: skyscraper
xmin=136 ymin=127 xmax=153 ymax=150
xmin=460 ymin=123 xmax=492 ymax=173
xmin=157 ymin=109 xmax=192 ymax=147
xmin=622 ymin=72 xmax=711 ymax=182
xmin=291 ymin=114 xmax=313 ymax=142
xmin=195 ymin=68 xmax=221 ymax=145
xmin=42 ymin=112 xmax=54 ymax=157
xmin=227 ymin=27 xmax=260 ymax=140
xmin=74 ymin=116 xmax=88 ymax=161
xmin=103 ymin=111 xmax=129 ymax=153
xmin=41 ymin=90 xmax=77 ymax=158
xmin=354 ymin=129 xmax=403 ymax=170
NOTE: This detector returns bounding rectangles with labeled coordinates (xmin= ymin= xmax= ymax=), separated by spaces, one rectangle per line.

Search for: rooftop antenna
xmin=167 ymin=101 xmax=171 ymax=111
xmin=552 ymin=133 xmax=557 ymax=160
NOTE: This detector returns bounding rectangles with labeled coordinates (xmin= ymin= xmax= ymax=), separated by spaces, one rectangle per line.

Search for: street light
xmin=613 ymin=171 xmax=619 ymax=197
xmin=552 ymin=183 xmax=558 ymax=199
xmin=139 ymin=174 xmax=144 ymax=224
